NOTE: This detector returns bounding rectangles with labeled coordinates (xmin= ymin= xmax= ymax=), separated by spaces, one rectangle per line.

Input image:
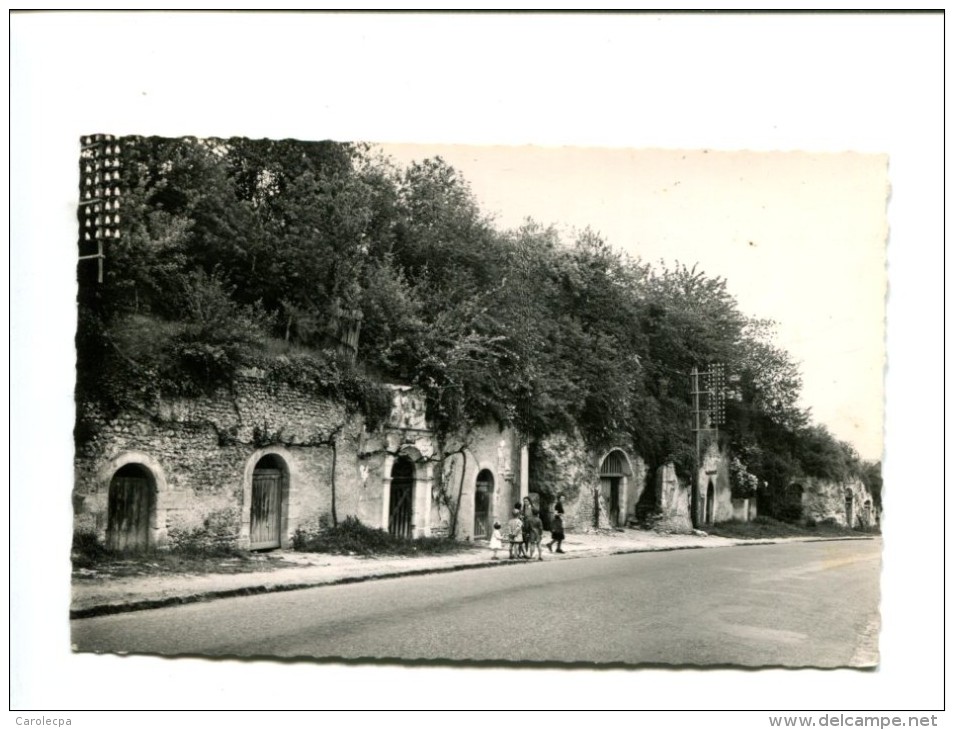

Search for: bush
xmin=293 ymin=515 xmax=468 ymax=556
xmin=71 ymin=530 xmax=110 ymax=568
xmin=775 ymin=501 xmax=804 ymax=524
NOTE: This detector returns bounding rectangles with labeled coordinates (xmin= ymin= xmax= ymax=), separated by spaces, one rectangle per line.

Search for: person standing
xmin=507 ymin=509 xmax=524 ymax=560
xmin=489 ymin=521 xmax=503 ymax=560
xmin=529 ymin=508 xmax=544 ymax=561
xmin=521 ymin=497 xmax=534 ymax=558
xmin=548 ymin=510 xmax=565 ymax=553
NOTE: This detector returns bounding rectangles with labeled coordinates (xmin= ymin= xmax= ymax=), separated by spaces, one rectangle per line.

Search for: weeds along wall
xmin=73 ymin=370 xmax=520 ymax=550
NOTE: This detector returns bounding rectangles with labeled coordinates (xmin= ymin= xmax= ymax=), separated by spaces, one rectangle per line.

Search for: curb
xmin=70 ymin=535 xmax=876 ymax=620
xmin=71 ymin=545 xmax=617 ymax=620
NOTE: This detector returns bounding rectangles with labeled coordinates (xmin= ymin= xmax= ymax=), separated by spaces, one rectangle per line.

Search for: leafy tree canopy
xmin=76 ymin=136 xmax=878 ymax=514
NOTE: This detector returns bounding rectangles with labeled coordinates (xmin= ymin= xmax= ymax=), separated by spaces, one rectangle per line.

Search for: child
xmin=528 ymin=508 xmax=544 ymax=561
xmin=507 ymin=509 xmax=524 ymax=560
xmin=548 ymin=511 xmax=565 ymax=553
xmin=489 ymin=521 xmax=503 ymax=560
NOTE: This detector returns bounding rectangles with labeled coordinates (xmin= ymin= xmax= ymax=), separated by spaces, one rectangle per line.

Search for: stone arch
xmin=381 ymin=445 xmax=435 ymax=538
xmin=785 ymin=482 xmax=805 ymax=523
xmin=98 ymin=450 xmax=168 ymax=551
xmin=598 ymin=448 xmax=635 ymax=528
xmin=241 ymin=446 xmax=296 ymax=550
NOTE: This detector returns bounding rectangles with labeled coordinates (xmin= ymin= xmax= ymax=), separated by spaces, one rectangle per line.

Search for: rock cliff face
xmin=795 ymin=476 xmax=878 ymax=528
xmin=73 ymin=374 xmax=520 ymax=550
xmin=530 ymin=432 xmax=725 ymax=533
xmin=526 ymin=435 xmax=741 ymax=534
xmin=654 ymin=464 xmax=693 ymax=533
xmin=529 ymin=432 xmax=598 ymax=531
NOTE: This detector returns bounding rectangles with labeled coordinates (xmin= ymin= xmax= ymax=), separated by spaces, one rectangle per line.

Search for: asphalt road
xmin=71 ymin=538 xmax=881 ymax=667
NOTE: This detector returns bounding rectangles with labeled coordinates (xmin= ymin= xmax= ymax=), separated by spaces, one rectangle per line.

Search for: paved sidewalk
xmin=71 ymin=529 xmax=869 ymax=619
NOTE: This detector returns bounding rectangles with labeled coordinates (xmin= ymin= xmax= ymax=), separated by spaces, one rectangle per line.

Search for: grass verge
xmin=706 ymin=516 xmax=880 ymax=540
xmin=293 ymin=516 xmax=478 ymax=557
xmin=71 ymin=531 xmax=301 ymax=579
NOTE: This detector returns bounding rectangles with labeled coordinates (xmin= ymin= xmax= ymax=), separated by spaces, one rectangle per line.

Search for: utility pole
xmin=690 ymin=363 xmax=725 ymax=527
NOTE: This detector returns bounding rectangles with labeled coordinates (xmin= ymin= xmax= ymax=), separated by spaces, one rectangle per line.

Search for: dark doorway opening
xmin=705 ymin=479 xmax=715 ymax=525
xmin=389 ymin=456 xmax=415 ymax=539
xmin=474 ymin=469 xmax=494 ymax=539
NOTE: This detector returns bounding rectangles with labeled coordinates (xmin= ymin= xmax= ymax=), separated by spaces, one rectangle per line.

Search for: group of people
xmin=488 ymin=494 xmax=566 ymax=560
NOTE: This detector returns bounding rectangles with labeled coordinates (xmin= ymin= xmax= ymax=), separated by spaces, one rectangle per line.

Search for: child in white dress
xmin=489 ymin=521 xmax=503 ymax=559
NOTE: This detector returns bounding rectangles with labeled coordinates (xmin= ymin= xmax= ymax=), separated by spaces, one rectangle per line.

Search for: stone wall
xmin=437 ymin=425 xmax=520 ymax=541
xmin=73 ymin=374 xmax=518 ymax=549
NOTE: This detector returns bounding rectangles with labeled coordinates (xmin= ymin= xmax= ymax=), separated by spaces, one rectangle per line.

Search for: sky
xmin=379 ymin=143 xmax=888 ymax=460
xmin=9 ymin=11 xmax=943 ymax=716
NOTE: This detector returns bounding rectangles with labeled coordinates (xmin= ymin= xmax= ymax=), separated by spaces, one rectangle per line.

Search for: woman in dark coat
xmin=521 ymin=497 xmax=534 ymax=556
xmin=548 ymin=510 xmax=565 ymax=553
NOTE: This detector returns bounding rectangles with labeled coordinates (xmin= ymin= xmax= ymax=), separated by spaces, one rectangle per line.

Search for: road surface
xmin=72 ymin=538 xmax=881 ymax=667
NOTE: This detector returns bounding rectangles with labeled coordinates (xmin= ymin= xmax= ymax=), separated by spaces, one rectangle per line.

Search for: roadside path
xmin=71 ymin=528 xmax=874 ymax=619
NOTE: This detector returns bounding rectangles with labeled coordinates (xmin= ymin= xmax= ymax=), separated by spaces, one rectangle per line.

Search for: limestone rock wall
xmin=798 ymin=476 xmax=878 ymax=528
xmin=654 ymin=464 xmax=693 ymax=533
xmin=529 ymin=432 xmax=595 ymax=531
xmin=73 ymin=375 xmax=518 ymax=549
xmin=530 ymin=433 xmax=652 ymax=532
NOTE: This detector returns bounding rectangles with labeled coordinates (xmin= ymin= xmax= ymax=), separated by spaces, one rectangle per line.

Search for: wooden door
xmin=107 ymin=469 xmax=152 ymax=551
xmin=389 ymin=459 xmax=414 ymax=539
xmin=251 ymin=468 xmax=282 ymax=549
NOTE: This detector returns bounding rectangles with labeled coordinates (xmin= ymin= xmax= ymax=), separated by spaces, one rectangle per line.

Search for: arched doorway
xmin=250 ymin=454 xmax=287 ymax=550
xmin=599 ymin=450 xmax=630 ymax=527
xmin=845 ymin=490 xmax=854 ymax=528
xmin=705 ymin=479 xmax=715 ymax=525
xmin=389 ymin=456 xmax=415 ymax=539
xmin=107 ymin=463 xmax=155 ymax=551
xmin=474 ymin=469 xmax=494 ymax=539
